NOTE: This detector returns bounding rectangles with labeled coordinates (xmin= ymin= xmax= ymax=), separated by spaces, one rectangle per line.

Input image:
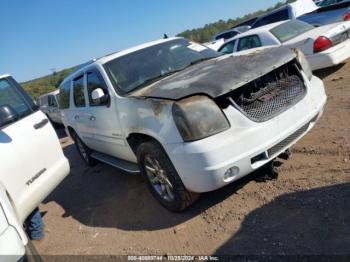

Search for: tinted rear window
xmin=253 ymin=9 xmax=289 ymax=28
xmin=215 ymin=31 xmax=238 ymax=40
xmin=270 ymin=20 xmax=314 ymax=43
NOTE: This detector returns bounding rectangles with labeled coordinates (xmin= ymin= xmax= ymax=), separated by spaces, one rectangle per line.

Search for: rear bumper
xmin=164 ymin=76 xmax=327 ymax=193
xmin=307 ymin=39 xmax=350 ymax=70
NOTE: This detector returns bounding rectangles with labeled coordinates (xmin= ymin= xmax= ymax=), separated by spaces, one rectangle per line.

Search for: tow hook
xmin=255 ymin=160 xmax=279 ymax=183
xmin=278 ymin=149 xmax=292 ymax=160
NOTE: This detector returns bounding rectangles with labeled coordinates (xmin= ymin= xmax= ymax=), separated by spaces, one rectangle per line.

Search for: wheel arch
xmin=126 ymin=133 xmax=164 ymax=155
xmin=128 ymin=134 xmax=199 ymax=211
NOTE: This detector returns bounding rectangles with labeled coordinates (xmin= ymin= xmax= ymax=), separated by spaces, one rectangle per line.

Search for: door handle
xmin=34 ymin=119 xmax=49 ymax=129
xmin=74 ymin=115 xmax=80 ymax=120
xmin=89 ymin=116 xmax=96 ymax=121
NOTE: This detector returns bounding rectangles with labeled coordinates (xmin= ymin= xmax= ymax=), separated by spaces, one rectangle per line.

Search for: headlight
xmin=172 ymin=96 xmax=230 ymax=142
xmin=293 ymin=48 xmax=313 ymax=81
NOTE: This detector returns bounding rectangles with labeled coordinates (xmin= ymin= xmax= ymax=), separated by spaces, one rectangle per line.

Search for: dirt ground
xmin=34 ymin=60 xmax=350 ymax=257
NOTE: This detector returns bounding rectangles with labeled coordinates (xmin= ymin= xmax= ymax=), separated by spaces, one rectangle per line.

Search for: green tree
xmin=177 ymin=0 xmax=296 ymax=43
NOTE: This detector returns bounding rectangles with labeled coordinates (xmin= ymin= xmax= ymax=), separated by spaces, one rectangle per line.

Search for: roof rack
xmin=62 ymin=58 xmax=97 ymax=82
xmin=73 ymin=58 xmax=96 ymax=72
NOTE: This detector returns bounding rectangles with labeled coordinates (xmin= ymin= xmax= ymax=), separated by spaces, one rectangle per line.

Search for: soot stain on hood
xmin=131 ymin=46 xmax=296 ymax=100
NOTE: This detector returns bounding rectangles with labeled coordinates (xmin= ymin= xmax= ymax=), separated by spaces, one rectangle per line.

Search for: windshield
xmin=270 ymin=20 xmax=314 ymax=43
xmin=104 ymin=39 xmax=221 ymax=94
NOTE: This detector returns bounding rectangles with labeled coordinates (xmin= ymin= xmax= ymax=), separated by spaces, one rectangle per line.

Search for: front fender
xmin=117 ymin=97 xmax=183 ymax=145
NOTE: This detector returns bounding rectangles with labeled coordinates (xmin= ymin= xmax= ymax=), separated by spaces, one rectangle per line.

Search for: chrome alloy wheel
xmin=144 ymin=155 xmax=175 ymax=202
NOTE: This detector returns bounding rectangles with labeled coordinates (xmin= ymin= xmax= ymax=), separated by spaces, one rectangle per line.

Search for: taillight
xmin=344 ymin=11 xmax=350 ymax=21
xmin=314 ymin=36 xmax=333 ymax=53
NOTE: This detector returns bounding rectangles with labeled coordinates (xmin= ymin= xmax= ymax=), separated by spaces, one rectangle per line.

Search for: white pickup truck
xmin=60 ymin=37 xmax=327 ymax=212
xmin=0 ymin=74 xmax=70 ymax=260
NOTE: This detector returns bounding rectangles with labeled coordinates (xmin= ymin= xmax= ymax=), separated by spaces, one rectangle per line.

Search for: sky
xmin=1 ymin=0 xmax=281 ymax=82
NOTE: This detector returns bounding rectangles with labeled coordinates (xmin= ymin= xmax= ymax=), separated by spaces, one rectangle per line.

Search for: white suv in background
xmin=60 ymin=37 xmax=327 ymax=212
xmin=37 ymin=90 xmax=62 ymax=125
xmin=0 ymin=74 xmax=70 ymax=259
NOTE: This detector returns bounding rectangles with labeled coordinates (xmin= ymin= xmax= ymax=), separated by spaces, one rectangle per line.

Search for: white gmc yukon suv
xmin=60 ymin=37 xmax=327 ymax=212
xmin=0 ymin=74 xmax=70 ymax=259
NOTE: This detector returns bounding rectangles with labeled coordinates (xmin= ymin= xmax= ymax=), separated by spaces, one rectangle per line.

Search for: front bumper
xmin=307 ymin=39 xmax=350 ymax=71
xmin=164 ymin=76 xmax=327 ymax=193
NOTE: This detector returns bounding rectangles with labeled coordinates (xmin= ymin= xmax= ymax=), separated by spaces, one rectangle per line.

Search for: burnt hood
xmin=131 ymin=46 xmax=296 ymax=100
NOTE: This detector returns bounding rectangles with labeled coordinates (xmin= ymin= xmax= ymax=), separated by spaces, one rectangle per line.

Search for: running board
xmin=91 ymin=152 xmax=140 ymax=173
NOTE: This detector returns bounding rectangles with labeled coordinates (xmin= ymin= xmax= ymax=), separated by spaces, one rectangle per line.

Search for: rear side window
xmin=0 ymin=78 xmax=34 ymax=128
xmin=253 ymin=9 xmax=289 ymax=28
xmin=218 ymin=40 xmax=236 ymax=54
xmin=237 ymin=35 xmax=262 ymax=51
xmin=59 ymin=81 xmax=71 ymax=109
xmin=270 ymin=20 xmax=314 ymax=43
xmin=73 ymin=76 xmax=86 ymax=107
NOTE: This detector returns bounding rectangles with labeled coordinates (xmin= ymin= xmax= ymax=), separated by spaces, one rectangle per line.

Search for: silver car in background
xmin=37 ymin=90 xmax=62 ymax=125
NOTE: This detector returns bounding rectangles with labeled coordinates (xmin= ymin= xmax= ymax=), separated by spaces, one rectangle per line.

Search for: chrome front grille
xmin=236 ymin=75 xmax=306 ymax=122
xmin=215 ymin=60 xmax=307 ymax=122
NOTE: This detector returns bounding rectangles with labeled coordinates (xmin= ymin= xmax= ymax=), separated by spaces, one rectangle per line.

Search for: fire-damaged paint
xmin=131 ymin=46 xmax=296 ymax=100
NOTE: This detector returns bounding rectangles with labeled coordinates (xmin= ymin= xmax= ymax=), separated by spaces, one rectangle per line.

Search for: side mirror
xmin=0 ymin=105 xmax=19 ymax=127
xmin=91 ymin=88 xmax=109 ymax=105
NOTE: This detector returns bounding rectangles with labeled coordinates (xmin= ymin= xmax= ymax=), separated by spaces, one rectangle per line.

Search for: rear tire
xmin=137 ymin=141 xmax=199 ymax=212
xmin=72 ymin=132 xmax=97 ymax=167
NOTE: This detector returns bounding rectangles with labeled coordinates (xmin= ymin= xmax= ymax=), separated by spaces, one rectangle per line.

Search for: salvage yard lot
xmin=36 ymin=60 xmax=350 ymax=256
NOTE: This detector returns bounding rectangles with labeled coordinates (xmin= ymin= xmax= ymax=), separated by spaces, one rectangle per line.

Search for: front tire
xmin=137 ymin=141 xmax=199 ymax=212
xmin=72 ymin=132 xmax=97 ymax=167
